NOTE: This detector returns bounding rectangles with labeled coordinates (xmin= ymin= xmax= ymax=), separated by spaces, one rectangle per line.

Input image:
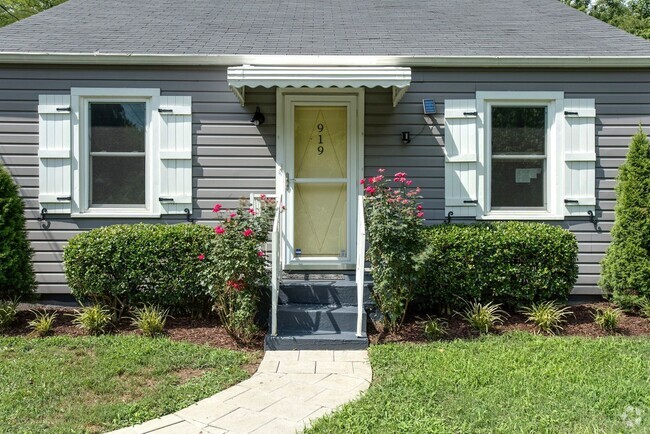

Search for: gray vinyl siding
xmin=0 ymin=65 xmax=646 ymax=295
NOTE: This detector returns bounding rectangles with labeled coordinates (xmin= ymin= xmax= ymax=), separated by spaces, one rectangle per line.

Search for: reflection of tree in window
xmin=90 ymin=103 xmax=146 ymax=206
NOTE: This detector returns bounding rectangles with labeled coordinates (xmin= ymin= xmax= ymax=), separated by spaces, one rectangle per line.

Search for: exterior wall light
xmin=251 ymin=106 xmax=265 ymax=126
xmin=401 ymin=131 xmax=411 ymax=144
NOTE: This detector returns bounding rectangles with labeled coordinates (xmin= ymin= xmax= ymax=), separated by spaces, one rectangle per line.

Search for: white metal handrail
xmin=355 ymin=195 xmax=366 ymax=337
xmin=270 ymin=195 xmax=282 ymax=336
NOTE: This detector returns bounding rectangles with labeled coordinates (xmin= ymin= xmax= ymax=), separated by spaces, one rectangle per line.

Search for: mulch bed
xmin=5 ymin=302 xmax=650 ymax=349
xmin=369 ymin=302 xmax=650 ymax=345
xmin=3 ymin=306 xmax=264 ymax=352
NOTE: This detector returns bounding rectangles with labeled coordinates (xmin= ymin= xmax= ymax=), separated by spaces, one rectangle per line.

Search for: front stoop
xmin=265 ymin=275 xmax=372 ymax=350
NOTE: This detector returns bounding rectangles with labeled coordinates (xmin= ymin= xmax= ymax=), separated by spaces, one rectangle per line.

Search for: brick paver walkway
xmin=110 ymin=350 xmax=372 ymax=434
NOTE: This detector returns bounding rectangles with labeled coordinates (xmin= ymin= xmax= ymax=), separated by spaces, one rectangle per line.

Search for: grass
xmin=0 ymin=335 xmax=256 ymax=433
xmin=307 ymin=332 xmax=650 ymax=433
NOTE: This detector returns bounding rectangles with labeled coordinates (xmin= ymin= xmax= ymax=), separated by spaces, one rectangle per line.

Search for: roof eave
xmin=1 ymin=53 xmax=650 ymax=68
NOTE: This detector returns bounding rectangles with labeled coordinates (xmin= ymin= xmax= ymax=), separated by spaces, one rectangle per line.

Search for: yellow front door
xmin=293 ymin=105 xmax=348 ymax=258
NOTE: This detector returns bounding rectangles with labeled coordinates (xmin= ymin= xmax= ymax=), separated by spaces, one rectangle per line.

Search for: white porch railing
xmin=270 ymin=195 xmax=282 ymax=336
xmin=355 ymin=195 xmax=366 ymax=337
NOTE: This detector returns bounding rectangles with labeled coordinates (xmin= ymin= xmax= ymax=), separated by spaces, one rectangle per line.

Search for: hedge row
xmin=64 ymin=223 xmax=213 ymax=317
xmin=415 ymin=222 xmax=579 ymax=310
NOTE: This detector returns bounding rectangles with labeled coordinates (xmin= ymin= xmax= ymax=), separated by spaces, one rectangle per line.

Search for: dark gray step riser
xmin=276 ymin=309 xmax=366 ymax=333
xmin=279 ymin=283 xmax=373 ymax=306
xmin=265 ymin=335 xmax=368 ymax=351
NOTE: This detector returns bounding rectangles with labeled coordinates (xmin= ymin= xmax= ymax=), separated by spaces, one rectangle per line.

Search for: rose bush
xmin=199 ymin=196 xmax=276 ymax=342
xmin=363 ymin=169 xmax=424 ymax=332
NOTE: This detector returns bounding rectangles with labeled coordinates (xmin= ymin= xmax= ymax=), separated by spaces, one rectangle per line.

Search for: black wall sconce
xmin=251 ymin=106 xmax=265 ymax=126
xmin=401 ymin=131 xmax=411 ymax=144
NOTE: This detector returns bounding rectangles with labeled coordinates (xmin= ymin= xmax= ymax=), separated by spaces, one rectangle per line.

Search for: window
xmin=36 ymin=88 xmax=194 ymax=218
xmin=490 ymin=106 xmax=546 ymax=209
xmin=89 ymin=102 xmax=147 ymax=207
xmin=443 ymin=92 xmax=594 ymax=222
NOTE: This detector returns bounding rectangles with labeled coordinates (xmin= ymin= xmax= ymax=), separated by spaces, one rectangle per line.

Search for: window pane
xmin=492 ymin=107 xmax=545 ymax=155
xmin=491 ymin=159 xmax=545 ymax=208
xmin=90 ymin=103 xmax=146 ymax=152
xmin=91 ymin=156 xmax=145 ymax=205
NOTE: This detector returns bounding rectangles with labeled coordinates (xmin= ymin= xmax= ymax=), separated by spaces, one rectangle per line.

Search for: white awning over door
xmin=227 ymin=65 xmax=411 ymax=107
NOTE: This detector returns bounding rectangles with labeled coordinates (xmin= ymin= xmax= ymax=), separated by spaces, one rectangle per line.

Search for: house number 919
xmin=317 ymin=123 xmax=325 ymax=154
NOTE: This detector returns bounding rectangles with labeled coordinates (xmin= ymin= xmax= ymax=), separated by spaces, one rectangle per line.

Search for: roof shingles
xmin=1 ymin=0 xmax=650 ymax=57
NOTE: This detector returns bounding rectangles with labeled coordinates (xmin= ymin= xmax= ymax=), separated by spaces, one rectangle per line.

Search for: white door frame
xmin=276 ymin=88 xmax=365 ymax=270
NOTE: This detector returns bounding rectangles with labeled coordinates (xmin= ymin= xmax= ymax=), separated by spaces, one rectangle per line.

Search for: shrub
xmin=28 ymin=310 xmax=56 ymax=337
xmin=200 ymin=198 xmax=275 ymax=342
xmin=600 ymin=128 xmax=650 ymax=301
xmin=611 ymin=292 xmax=644 ymax=313
xmin=594 ymin=306 xmax=622 ymax=332
xmin=417 ymin=315 xmax=448 ymax=340
xmin=0 ymin=164 xmax=36 ymax=301
xmin=520 ymin=301 xmax=573 ymax=335
xmin=130 ymin=305 xmax=168 ymax=337
xmin=0 ymin=300 xmax=18 ymax=329
xmin=640 ymin=298 xmax=650 ymax=320
xmin=416 ymin=222 xmax=579 ymax=311
xmin=456 ymin=300 xmax=508 ymax=334
xmin=64 ymin=223 xmax=213 ymax=319
xmin=71 ymin=305 xmax=111 ymax=335
xmin=363 ymin=169 xmax=424 ymax=332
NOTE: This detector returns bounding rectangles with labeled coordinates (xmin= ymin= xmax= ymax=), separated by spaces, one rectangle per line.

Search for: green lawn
xmin=0 ymin=335 xmax=256 ymax=433
xmin=308 ymin=332 xmax=650 ymax=434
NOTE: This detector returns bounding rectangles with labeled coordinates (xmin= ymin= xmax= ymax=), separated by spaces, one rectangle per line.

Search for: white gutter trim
xmin=2 ymin=53 xmax=650 ymax=68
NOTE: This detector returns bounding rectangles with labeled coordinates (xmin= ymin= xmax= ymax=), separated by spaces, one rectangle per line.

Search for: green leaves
xmin=416 ymin=222 xmax=579 ymax=311
xmin=601 ymin=128 xmax=650 ymax=301
xmin=0 ymin=164 xmax=36 ymax=302
xmin=363 ymin=170 xmax=424 ymax=332
xmin=64 ymin=223 xmax=214 ymax=318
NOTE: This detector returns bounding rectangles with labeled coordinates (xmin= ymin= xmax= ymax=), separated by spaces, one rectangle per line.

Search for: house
xmin=1 ymin=0 xmax=649 ymax=349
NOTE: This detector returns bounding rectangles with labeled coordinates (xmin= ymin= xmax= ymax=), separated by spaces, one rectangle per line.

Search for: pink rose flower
xmin=260 ymin=194 xmax=266 ymax=200
xmin=215 ymin=226 xmax=225 ymax=234
xmin=248 ymin=208 xmax=256 ymax=215
xmin=360 ymin=178 xmax=365 ymax=184
xmin=365 ymin=186 xmax=376 ymax=195
xmin=258 ymin=251 xmax=265 ymax=257
xmin=406 ymin=180 xmax=413 ymax=186
xmin=378 ymin=168 xmax=385 ymax=173
xmin=417 ymin=205 xmax=423 ymax=211
xmin=230 ymin=212 xmax=237 ymax=218
xmin=197 ymin=253 xmax=205 ymax=261
xmin=212 ymin=204 xmax=222 ymax=213
xmin=417 ymin=211 xmax=425 ymax=218
xmin=243 ymin=228 xmax=254 ymax=237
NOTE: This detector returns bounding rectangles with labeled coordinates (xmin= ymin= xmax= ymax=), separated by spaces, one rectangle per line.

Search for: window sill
xmin=72 ymin=211 xmax=160 ymax=219
xmin=478 ymin=212 xmax=564 ymax=221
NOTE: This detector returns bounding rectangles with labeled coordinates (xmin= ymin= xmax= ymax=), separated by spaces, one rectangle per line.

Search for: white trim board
xmin=3 ymin=53 xmax=650 ymax=68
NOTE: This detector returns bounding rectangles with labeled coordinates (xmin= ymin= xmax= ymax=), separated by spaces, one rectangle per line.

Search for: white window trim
xmin=70 ymin=88 xmax=161 ymax=217
xmin=476 ymin=91 xmax=565 ymax=221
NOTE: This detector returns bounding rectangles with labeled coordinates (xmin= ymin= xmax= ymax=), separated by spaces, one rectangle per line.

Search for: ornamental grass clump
xmin=199 ymin=197 xmax=276 ymax=343
xmin=28 ymin=310 xmax=57 ymax=337
xmin=417 ymin=315 xmax=448 ymax=341
xmin=0 ymin=300 xmax=18 ymax=329
xmin=363 ymin=169 xmax=425 ymax=332
xmin=130 ymin=305 xmax=168 ymax=337
xmin=520 ymin=301 xmax=573 ymax=335
xmin=457 ymin=300 xmax=508 ymax=334
xmin=594 ymin=306 xmax=622 ymax=333
xmin=71 ymin=305 xmax=112 ymax=335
